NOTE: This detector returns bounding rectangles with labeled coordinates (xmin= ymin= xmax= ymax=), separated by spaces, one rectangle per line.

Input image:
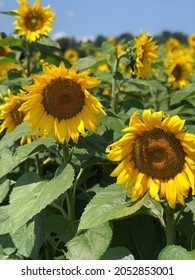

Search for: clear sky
xmin=0 ymin=0 xmax=194 ymax=41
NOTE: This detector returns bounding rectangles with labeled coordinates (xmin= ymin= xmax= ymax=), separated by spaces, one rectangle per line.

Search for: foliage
xmin=0 ymin=4 xmax=195 ymax=261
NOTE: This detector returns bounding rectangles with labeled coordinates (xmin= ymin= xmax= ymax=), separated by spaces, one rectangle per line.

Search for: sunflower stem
xmin=65 ymin=189 xmax=75 ymax=221
xmin=35 ymin=154 xmax=42 ymax=177
xmin=61 ymin=142 xmax=76 ymax=221
xmin=62 ymin=142 xmax=70 ymax=164
xmin=165 ymin=204 xmax=175 ymax=245
xmin=111 ymin=63 xmax=118 ymax=112
xmin=50 ymin=202 xmax=70 ymax=221
xmin=111 ymin=51 xmax=124 ymax=113
xmin=25 ymin=41 xmax=31 ymax=77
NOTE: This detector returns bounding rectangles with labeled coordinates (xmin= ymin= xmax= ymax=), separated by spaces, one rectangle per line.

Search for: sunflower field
xmin=0 ymin=0 xmax=195 ymax=261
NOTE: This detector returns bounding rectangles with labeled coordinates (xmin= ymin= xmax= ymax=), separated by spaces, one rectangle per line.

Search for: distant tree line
xmin=0 ymin=30 xmax=188 ymax=58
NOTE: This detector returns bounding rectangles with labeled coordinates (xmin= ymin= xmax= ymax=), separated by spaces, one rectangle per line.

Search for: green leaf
xmin=101 ymin=246 xmax=133 ymax=260
xmin=101 ymin=41 xmax=116 ymax=54
xmin=44 ymin=215 xmax=78 ymax=247
xmin=0 ymin=135 xmax=55 ymax=179
xmin=66 ymin=223 xmax=112 ymax=260
xmin=186 ymin=197 xmax=195 ymax=214
xmin=78 ymin=184 xmax=148 ymax=231
xmin=76 ymin=57 xmax=107 ymax=71
xmin=0 ymin=164 xmax=74 ymax=234
xmin=0 ymin=178 xmax=12 ymax=203
xmin=11 ymin=216 xmax=44 ymax=259
xmin=170 ymin=83 xmax=195 ymax=105
xmin=158 ymin=245 xmax=195 ymax=260
xmin=143 ymin=198 xmax=164 ymax=218
xmin=77 ymin=133 xmax=108 ymax=156
xmin=0 ymin=57 xmax=16 ymax=64
xmin=0 ymin=123 xmax=35 ymax=152
xmin=0 ymin=234 xmax=15 ymax=257
xmin=0 ymin=11 xmax=18 ymax=16
xmin=35 ymin=36 xmax=60 ymax=49
xmin=0 ymin=37 xmax=23 ymax=47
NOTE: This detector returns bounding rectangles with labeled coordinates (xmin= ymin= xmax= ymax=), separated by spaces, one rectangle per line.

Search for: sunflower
xmin=164 ymin=37 xmax=181 ymax=52
xmin=0 ymin=35 xmax=15 ymax=80
xmin=0 ymin=89 xmax=37 ymax=144
xmin=64 ymin=49 xmax=79 ymax=64
xmin=19 ymin=61 xmax=106 ymax=144
xmin=134 ymin=32 xmax=158 ymax=79
xmin=107 ymin=37 xmax=116 ymax=45
xmin=13 ymin=0 xmax=55 ymax=43
xmin=164 ymin=49 xmax=193 ymax=89
xmin=188 ymin=34 xmax=195 ymax=49
xmin=0 ymin=35 xmax=12 ymax=56
xmin=106 ymin=109 xmax=195 ymax=209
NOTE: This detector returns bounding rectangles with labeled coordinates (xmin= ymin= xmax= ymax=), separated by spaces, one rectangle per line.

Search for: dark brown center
xmin=172 ymin=65 xmax=182 ymax=80
xmin=0 ymin=46 xmax=7 ymax=56
xmin=131 ymin=128 xmax=185 ymax=179
xmin=25 ymin=12 xmax=43 ymax=31
xmin=41 ymin=77 xmax=85 ymax=120
xmin=13 ymin=103 xmax=25 ymax=125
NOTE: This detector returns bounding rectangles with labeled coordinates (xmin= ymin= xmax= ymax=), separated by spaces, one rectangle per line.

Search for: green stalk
xmin=25 ymin=41 xmax=31 ymax=77
xmin=61 ymin=142 xmax=76 ymax=221
xmin=50 ymin=202 xmax=70 ymax=221
xmin=111 ymin=58 xmax=119 ymax=112
xmin=61 ymin=142 xmax=70 ymax=164
xmin=35 ymin=154 xmax=42 ymax=177
xmin=65 ymin=189 xmax=75 ymax=221
xmin=165 ymin=204 xmax=175 ymax=245
xmin=111 ymin=51 xmax=127 ymax=112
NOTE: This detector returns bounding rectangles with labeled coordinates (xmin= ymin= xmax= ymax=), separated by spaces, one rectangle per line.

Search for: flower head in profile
xmin=164 ymin=49 xmax=193 ymax=89
xmin=134 ymin=32 xmax=158 ymax=79
xmin=0 ymin=89 xmax=37 ymax=144
xmin=19 ymin=61 xmax=106 ymax=144
xmin=13 ymin=0 xmax=55 ymax=43
xmin=106 ymin=109 xmax=195 ymax=209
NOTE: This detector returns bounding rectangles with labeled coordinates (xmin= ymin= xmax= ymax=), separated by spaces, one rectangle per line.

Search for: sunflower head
xmin=164 ymin=37 xmax=181 ymax=52
xmin=188 ymin=34 xmax=195 ymax=49
xmin=19 ymin=61 xmax=106 ymax=144
xmin=106 ymin=109 xmax=195 ymax=208
xmin=64 ymin=49 xmax=79 ymax=64
xmin=13 ymin=0 xmax=55 ymax=43
xmin=0 ymin=35 xmax=12 ymax=56
xmin=164 ymin=49 xmax=194 ymax=89
xmin=0 ymin=36 xmax=15 ymax=80
xmin=134 ymin=32 xmax=158 ymax=79
xmin=0 ymin=89 xmax=38 ymax=144
xmin=107 ymin=37 xmax=116 ymax=45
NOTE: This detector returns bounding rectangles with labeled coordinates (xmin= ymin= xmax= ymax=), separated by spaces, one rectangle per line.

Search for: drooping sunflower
xmin=0 ymin=89 xmax=37 ymax=144
xmin=13 ymin=0 xmax=55 ymax=43
xmin=19 ymin=61 xmax=106 ymax=144
xmin=106 ymin=109 xmax=195 ymax=209
xmin=164 ymin=49 xmax=193 ymax=89
xmin=134 ymin=32 xmax=158 ymax=79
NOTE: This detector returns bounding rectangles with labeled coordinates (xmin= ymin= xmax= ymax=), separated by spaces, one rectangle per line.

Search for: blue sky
xmin=0 ymin=0 xmax=194 ymax=41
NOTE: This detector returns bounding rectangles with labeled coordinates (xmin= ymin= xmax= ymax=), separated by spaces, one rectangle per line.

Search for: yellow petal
xmin=166 ymin=179 xmax=176 ymax=209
